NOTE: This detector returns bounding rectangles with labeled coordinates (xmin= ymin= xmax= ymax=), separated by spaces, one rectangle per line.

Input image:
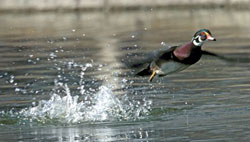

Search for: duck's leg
xmin=149 ymin=70 xmax=156 ymax=82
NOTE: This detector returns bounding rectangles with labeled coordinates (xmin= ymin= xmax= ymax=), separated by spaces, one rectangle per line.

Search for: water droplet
xmin=62 ymin=37 xmax=67 ymax=40
xmin=85 ymin=63 xmax=93 ymax=68
xmin=9 ymin=79 xmax=14 ymax=84
xmin=122 ymin=78 xmax=127 ymax=83
xmin=15 ymin=88 xmax=21 ymax=92
xmin=49 ymin=52 xmax=57 ymax=59
xmin=161 ymin=41 xmax=167 ymax=46
xmin=32 ymin=102 xmax=36 ymax=106
xmin=47 ymin=40 xmax=54 ymax=44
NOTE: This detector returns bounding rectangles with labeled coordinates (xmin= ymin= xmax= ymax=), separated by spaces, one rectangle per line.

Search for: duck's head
xmin=192 ymin=29 xmax=216 ymax=47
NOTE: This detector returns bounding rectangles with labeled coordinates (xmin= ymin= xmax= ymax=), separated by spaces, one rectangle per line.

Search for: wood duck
xmin=132 ymin=29 xmax=219 ymax=82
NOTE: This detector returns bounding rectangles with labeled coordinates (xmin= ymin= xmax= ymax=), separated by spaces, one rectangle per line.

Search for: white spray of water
xmin=19 ymin=63 xmax=152 ymax=124
xmin=21 ymin=83 xmax=151 ymax=124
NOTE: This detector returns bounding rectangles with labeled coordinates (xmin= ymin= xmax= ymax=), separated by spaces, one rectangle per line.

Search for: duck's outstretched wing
xmin=202 ymin=50 xmax=250 ymax=63
xmin=202 ymin=50 xmax=229 ymax=60
xmin=123 ymin=46 xmax=177 ymax=76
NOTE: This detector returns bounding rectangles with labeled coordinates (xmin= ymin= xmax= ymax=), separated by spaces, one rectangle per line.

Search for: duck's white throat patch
xmin=192 ymin=36 xmax=204 ymax=46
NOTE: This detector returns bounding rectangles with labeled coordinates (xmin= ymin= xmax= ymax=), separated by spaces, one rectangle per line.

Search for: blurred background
xmin=1 ymin=0 xmax=250 ymax=142
xmin=1 ymin=0 xmax=250 ymax=11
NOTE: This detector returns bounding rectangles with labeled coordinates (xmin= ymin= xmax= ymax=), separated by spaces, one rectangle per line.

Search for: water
xmin=1 ymin=9 xmax=250 ymax=141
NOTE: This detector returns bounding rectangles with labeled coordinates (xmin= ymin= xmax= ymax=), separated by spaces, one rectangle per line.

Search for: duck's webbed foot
xmin=148 ymin=70 xmax=156 ymax=82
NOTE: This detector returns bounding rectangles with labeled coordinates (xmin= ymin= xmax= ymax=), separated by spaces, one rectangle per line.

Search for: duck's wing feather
xmin=202 ymin=50 xmax=228 ymax=60
xmin=128 ymin=46 xmax=177 ymax=68
xmin=202 ymin=50 xmax=250 ymax=63
xmin=123 ymin=46 xmax=177 ymax=75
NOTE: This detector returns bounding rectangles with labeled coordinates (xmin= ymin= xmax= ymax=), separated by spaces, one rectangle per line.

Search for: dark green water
xmin=1 ymin=9 xmax=250 ymax=141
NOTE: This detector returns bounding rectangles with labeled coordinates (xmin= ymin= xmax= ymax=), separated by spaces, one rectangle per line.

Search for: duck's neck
xmin=173 ymin=41 xmax=200 ymax=60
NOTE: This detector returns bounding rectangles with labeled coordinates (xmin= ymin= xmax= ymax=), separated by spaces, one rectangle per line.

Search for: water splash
xmin=19 ymin=83 xmax=151 ymax=124
xmin=0 ymin=60 xmax=152 ymax=125
xmin=15 ymin=62 xmax=152 ymax=124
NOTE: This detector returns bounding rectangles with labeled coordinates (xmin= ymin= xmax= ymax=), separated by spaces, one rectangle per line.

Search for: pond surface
xmin=1 ymin=9 xmax=250 ymax=141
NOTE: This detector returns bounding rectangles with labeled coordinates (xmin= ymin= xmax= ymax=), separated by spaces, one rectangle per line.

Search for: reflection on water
xmin=1 ymin=9 xmax=250 ymax=141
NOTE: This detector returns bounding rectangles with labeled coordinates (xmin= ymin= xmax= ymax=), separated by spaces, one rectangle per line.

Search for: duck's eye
xmin=200 ymin=32 xmax=206 ymax=40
